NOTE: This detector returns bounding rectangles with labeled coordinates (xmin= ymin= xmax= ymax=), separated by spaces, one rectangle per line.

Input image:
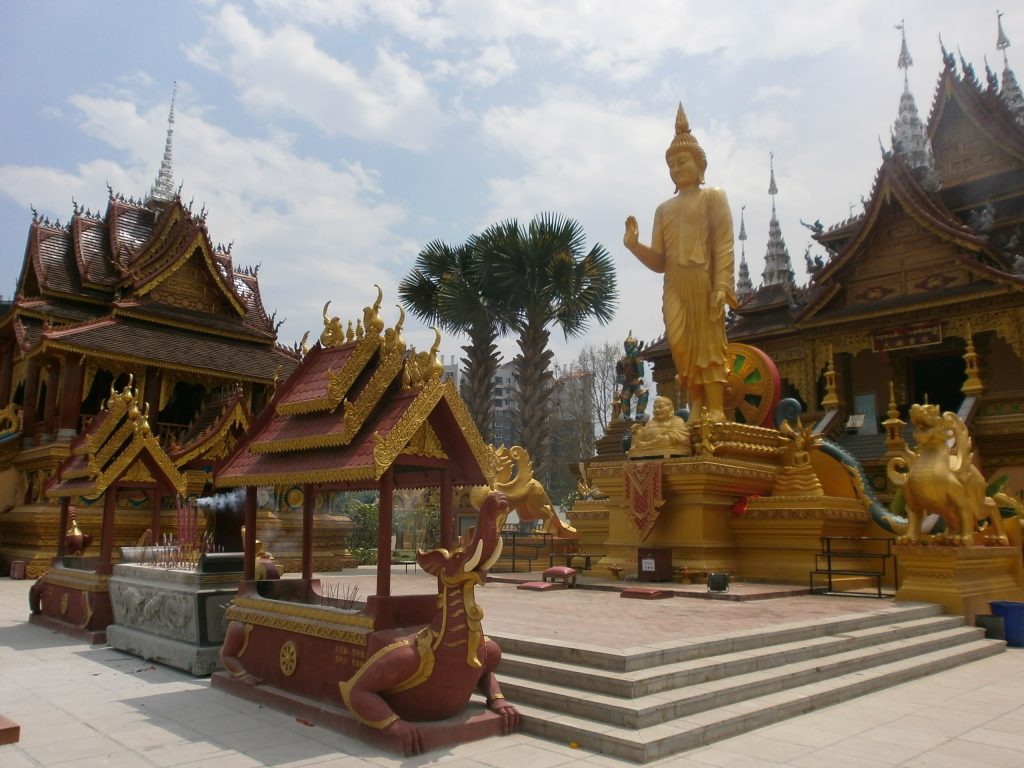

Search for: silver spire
xmin=148 ymin=82 xmax=177 ymax=205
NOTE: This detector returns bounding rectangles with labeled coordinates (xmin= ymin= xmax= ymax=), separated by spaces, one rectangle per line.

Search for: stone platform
xmin=107 ymin=554 xmax=244 ymax=675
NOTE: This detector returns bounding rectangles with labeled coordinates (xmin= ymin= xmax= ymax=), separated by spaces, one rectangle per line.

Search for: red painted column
xmin=41 ymin=362 xmax=58 ymax=437
xmin=377 ymin=468 xmax=394 ymax=598
xmin=99 ymin=487 xmax=117 ymax=571
xmin=21 ymin=359 xmax=39 ymax=440
xmin=243 ymin=486 xmax=257 ymax=581
xmin=302 ymin=485 xmax=314 ymax=581
xmin=440 ymin=468 xmax=453 ymax=550
xmin=0 ymin=344 xmax=13 ymax=407
xmin=57 ymin=356 xmax=85 ymax=437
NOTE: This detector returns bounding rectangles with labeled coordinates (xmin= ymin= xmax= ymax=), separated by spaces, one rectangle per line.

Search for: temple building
xmin=649 ymin=17 xmax=1024 ymax=491
xmin=0 ymin=89 xmax=310 ymax=577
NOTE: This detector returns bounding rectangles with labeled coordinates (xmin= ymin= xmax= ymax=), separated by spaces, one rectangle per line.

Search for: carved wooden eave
xmin=124 ymin=202 xmax=247 ymax=318
xmin=215 ymin=377 xmax=490 ymax=489
xmin=928 ymin=64 xmax=1024 ymax=167
xmin=71 ymin=214 xmax=119 ymax=291
xmin=30 ymin=318 xmax=292 ymax=385
xmin=46 ymin=382 xmax=186 ymax=498
xmin=816 ymin=157 xmax=984 ymax=286
xmin=797 ymin=156 xmax=990 ymax=328
xmin=110 ymin=301 xmax=276 ymax=344
xmin=170 ymin=395 xmax=251 ymax=467
xmin=215 ymin=313 xmax=491 ymax=492
xmin=274 ymin=332 xmax=383 ymax=418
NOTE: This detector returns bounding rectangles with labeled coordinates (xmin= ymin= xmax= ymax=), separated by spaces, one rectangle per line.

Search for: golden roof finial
xmin=962 ymin=323 xmax=983 ymax=396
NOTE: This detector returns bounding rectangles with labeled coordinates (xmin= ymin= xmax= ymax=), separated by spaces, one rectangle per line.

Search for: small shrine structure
xmin=0 ymin=89 xmax=319 ymax=578
xmin=210 ymin=291 xmax=518 ymax=755
xmin=30 ymin=380 xmax=186 ymax=643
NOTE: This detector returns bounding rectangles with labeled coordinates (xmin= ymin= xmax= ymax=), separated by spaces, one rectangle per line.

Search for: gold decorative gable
xmin=403 ymin=422 xmax=447 ymax=461
xmin=149 ymin=256 xmax=229 ymax=314
xmin=173 ymin=399 xmax=251 ymax=466
xmin=373 ymin=379 xmax=445 ymax=479
xmin=371 ymin=379 xmax=490 ymax=481
xmin=48 ymin=380 xmax=186 ymax=497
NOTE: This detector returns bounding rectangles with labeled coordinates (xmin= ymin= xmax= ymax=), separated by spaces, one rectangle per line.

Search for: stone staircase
xmin=490 ymin=602 xmax=1004 ymax=763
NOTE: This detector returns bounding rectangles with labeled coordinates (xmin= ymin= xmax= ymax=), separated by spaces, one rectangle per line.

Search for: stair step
xmin=512 ymin=638 xmax=1003 ymax=763
xmin=500 ymin=624 xmax=983 ymax=729
xmin=491 ymin=602 xmax=944 ymax=672
xmin=498 ymin=613 xmax=966 ymax=698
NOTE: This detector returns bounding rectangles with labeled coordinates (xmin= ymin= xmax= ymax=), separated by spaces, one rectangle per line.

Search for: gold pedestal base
xmin=895 ymin=544 xmax=1024 ymax=625
xmin=730 ymin=496 xmax=871 ymax=585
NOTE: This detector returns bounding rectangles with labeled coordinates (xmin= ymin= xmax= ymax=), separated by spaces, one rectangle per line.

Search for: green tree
xmin=345 ymin=498 xmax=381 ymax=565
xmin=399 ymin=239 xmax=509 ymax=443
xmin=480 ymin=213 xmax=617 ymax=481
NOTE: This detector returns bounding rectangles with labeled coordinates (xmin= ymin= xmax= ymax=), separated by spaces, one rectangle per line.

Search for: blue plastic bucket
xmin=989 ymin=601 xmax=1024 ymax=647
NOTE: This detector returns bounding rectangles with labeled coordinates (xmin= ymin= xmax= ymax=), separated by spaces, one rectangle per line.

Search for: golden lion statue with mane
xmin=887 ymin=404 xmax=1008 ymax=545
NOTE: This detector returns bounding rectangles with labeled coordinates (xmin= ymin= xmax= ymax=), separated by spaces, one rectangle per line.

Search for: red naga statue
xmin=338 ymin=491 xmax=520 ymax=755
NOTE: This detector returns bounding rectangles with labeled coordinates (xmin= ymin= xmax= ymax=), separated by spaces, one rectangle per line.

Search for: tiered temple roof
xmin=216 ymin=297 xmax=491 ymax=491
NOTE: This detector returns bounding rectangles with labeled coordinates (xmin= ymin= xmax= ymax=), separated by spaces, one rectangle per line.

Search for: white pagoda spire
xmin=761 ymin=153 xmax=795 ymax=290
xmin=736 ymin=205 xmax=753 ymax=302
xmin=891 ymin=21 xmax=937 ymax=185
xmin=147 ymin=82 xmax=178 ymax=206
xmin=998 ymin=11 xmax=1024 ymax=125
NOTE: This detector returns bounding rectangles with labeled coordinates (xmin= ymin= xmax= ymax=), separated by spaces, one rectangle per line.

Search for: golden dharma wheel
xmin=722 ymin=343 xmax=781 ymax=427
xmin=279 ymin=640 xmax=298 ymax=676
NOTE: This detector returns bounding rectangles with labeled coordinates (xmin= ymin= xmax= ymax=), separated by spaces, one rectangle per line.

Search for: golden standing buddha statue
xmin=624 ymin=104 xmax=736 ymax=422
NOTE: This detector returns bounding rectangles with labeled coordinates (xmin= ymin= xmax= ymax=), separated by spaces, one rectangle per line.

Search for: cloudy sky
xmin=0 ymin=1 xmax=1019 ymax=371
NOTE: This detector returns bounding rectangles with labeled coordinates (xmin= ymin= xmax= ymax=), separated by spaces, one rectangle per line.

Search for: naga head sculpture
xmin=417 ymin=491 xmax=507 ymax=583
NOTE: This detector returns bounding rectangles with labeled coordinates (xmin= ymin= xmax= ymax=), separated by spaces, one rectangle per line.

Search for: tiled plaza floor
xmin=1 ymin=568 xmax=1023 ymax=767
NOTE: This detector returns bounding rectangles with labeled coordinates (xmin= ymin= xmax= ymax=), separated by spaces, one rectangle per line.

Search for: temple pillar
xmin=243 ymin=486 xmax=257 ymax=581
xmin=41 ymin=362 xmax=59 ymax=439
xmin=98 ymin=488 xmax=117 ymax=574
xmin=440 ymin=468 xmax=453 ymax=550
xmin=377 ymin=468 xmax=394 ymax=598
xmin=302 ymin=484 xmax=314 ymax=581
xmin=57 ymin=355 xmax=85 ymax=441
xmin=0 ymin=344 xmax=13 ymax=407
xmin=21 ymin=359 xmax=40 ymax=442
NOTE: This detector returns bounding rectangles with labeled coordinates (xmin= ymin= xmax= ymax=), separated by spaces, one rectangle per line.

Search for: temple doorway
xmin=909 ymin=354 xmax=965 ymax=413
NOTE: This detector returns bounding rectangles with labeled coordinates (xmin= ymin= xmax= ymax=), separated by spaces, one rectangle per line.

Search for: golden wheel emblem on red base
xmin=723 ymin=342 xmax=781 ymax=427
xmin=279 ymin=641 xmax=298 ymax=676
xmin=59 ymin=593 xmax=69 ymax=615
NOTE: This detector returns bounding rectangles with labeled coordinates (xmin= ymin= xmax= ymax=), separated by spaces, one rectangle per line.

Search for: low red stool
xmin=542 ymin=566 xmax=577 ymax=588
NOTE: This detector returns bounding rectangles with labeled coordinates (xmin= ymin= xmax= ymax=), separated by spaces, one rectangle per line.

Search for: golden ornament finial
xmin=962 ymin=324 xmax=983 ymax=396
xmin=821 ymin=345 xmax=840 ymax=410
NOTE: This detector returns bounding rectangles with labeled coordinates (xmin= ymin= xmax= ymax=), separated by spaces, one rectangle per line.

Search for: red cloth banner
xmin=623 ymin=461 xmax=664 ymax=541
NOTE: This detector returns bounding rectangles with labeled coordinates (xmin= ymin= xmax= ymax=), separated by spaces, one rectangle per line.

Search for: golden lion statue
xmin=470 ymin=446 xmax=577 ymax=538
xmin=887 ymin=404 xmax=1008 ymax=545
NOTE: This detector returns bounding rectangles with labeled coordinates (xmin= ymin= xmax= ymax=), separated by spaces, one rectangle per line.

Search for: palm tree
xmin=479 ymin=213 xmax=617 ymax=480
xmin=398 ymin=239 xmax=507 ymax=443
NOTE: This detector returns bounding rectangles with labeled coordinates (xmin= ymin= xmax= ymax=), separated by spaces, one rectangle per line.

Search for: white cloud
xmin=186 ymin=3 xmax=446 ymax=150
xmin=0 ymin=92 xmax=419 ymax=349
